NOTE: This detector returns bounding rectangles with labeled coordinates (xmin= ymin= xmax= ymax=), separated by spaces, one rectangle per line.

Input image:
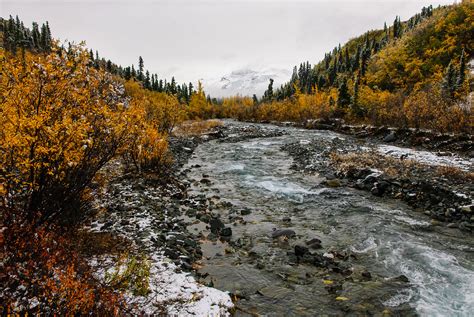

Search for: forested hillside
xmin=213 ymin=2 xmax=473 ymax=132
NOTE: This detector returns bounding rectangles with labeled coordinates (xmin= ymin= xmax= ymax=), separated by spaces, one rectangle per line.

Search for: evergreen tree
xmin=138 ymin=56 xmax=144 ymax=81
xmin=124 ymin=67 xmax=131 ymax=80
xmin=170 ymin=77 xmax=177 ymax=94
xmin=337 ymin=78 xmax=350 ymax=109
xmin=441 ymin=61 xmax=457 ymax=99
xmin=145 ymin=71 xmax=151 ymax=89
xmin=457 ymin=49 xmax=466 ymax=89
xmin=252 ymin=94 xmax=259 ymax=104
xmin=31 ymin=22 xmax=40 ymax=49
xmin=263 ymin=78 xmax=274 ymax=101
xmin=351 ymin=75 xmax=363 ymax=116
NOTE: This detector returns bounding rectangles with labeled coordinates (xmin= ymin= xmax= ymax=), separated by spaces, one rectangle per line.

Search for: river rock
xmin=383 ymin=131 xmax=397 ymax=142
xmin=200 ymin=178 xmax=212 ymax=185
xmin=361 ymin=270 xmax=372 ymax=280
xmin=295 ymin=245 xmax=309 ymax=257
xmin=326 ymin=179 xmax=341 ymax=188
xmin=210 ymin=218 xmax=225 ymax=233
xmin=306 ymin=238 xmax=322 ymax=249
xmin=240 ymin=208 xmax=252 ymax=215
xmin=220 ymin=227 xmax=232 ymax=237
xmin=271 ymin=228 xmax=296 ymax=239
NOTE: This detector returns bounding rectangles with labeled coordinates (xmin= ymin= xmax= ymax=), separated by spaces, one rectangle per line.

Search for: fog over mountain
xmin=3 ymin=0 xmax=454 ymax=96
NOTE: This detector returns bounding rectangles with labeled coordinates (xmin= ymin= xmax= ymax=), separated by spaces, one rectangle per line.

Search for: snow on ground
xmin=86 ymin=161 xmax=234 ymax=316
xmin=90 ymin=254 xmax=233 ymax=316
xmin=377 ymin=144 xmax=473 ymax=171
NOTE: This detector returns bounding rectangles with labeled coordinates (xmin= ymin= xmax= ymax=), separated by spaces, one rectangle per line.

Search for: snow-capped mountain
xmin=201 ymin=67 xmax=291 ymax=98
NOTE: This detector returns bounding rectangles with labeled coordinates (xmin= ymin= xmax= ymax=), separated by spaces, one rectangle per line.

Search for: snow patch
xmin=377 ymin=144 xmax=473 ymax=170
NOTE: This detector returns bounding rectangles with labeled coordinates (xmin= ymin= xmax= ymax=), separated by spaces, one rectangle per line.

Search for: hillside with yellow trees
xmin=211 ymin=2 xmax=473 ymax=132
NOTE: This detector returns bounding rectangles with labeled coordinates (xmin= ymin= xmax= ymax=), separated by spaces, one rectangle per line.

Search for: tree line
xmin=1 ymin=15 xmax=195 ymax=104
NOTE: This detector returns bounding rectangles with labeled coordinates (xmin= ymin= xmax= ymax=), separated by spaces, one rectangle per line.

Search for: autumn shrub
xmin=124 ymin=81 xmax=186 ymax=134
xmin=0 ymin=208 xmax=125 ymax=315
xmin=402 ymin=87 xmax=472 ymax=133
xmin=330 ymin=151 xmax=421 ymax=179
xmin=0 ymin=44 xmax=131 ymax=223
xmin=121 ymin=81 xmax=184 ymax=173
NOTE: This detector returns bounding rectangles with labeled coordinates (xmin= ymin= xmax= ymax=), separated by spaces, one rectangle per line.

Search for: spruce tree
xmin=264 ymin=78 xmax=274 ymax=101
xmin=31 ymin=22 xmax=40 ymax=49
xmin=138 ymin=56 xmax=144 ymax=81
xmin=145 ymin=71 xmax=151 ymax=89
xmin=457 ymin=49 xmax=466 ymax=89
xmin=337 ymin=78 xmax=350 ymax=109
xmin=351 ymin=75 xmax=363 ymax=116
xmin=442 ymin=61 xmax=457 ymax=99
xmin=253 ymin=94 xmax=259 ymax=104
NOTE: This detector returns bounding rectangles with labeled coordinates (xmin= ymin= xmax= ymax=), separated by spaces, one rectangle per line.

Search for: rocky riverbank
xmin=281 ymin=133 xmax=473 ymax=231
xmin=271 ymin=118 xmax=474 ymax=156
xmin=84 ymin=126 xmax=234 ymax=315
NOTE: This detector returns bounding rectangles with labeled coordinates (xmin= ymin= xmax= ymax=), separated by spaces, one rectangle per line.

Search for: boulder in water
xmin=271 ymin=228 xmax=296 ymax=239
xmin=294 ymin=244 xmax=309 ymax=257
xmin=210 ymin=218 xmax=225 ymax=233
xmin=220 ymin=227 xmax=232 ymax=237
xmin=383 ymin=131 xmax=397 ymax=142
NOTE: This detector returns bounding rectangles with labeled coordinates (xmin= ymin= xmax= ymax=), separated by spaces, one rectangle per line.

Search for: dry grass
xmin=330 ymin=151 xmax=420 ymax=178
xmin=173 ymin=119 xmax=223 ymax=137
xmin=435 ymin=165 xmax=474 ymax=182
xmin=330 ymin=151 xmax=473 ymax=184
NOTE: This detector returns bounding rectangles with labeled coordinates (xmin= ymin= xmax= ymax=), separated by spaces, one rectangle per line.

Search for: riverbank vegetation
xmin=0 ymin=17 xmax=206 ymax=312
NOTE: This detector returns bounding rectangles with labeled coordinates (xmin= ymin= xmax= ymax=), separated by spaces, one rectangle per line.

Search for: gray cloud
xmin=2 ymin=0 xmax=454 ymax=96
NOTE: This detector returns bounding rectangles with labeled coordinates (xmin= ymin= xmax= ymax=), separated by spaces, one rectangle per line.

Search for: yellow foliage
xmin=188 ymin=81 xmax=212 ymax=119
xmin=121 ymin=81 xmax=182 ymax=173
xmin=1 ymin=44 xmax=130 ymax=215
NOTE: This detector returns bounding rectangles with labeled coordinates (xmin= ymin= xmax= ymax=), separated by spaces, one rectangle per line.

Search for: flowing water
xmin=183 ymin=121 xmax=474 ymax=316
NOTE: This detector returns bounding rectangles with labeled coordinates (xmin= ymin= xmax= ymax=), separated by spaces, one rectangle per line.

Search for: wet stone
xmin=220 ymin=227 xmax=233 ymax=237
xmin=271 ymin=229 xmax=296 ymax=239
xmin=295 ymin=245 xmax=309 ymax=257
xmin=210 ymin=218 xmax=225 ymax=234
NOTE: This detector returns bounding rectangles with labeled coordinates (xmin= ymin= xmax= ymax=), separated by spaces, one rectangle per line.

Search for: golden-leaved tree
xmin=1 ymin=44 xmax=130 ymax=222
xmin=122 ymin=81 xmax=186 ymax=173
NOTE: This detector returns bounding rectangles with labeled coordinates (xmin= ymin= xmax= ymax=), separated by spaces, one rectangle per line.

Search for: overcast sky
xmin=2 ymin=0 xmax=454 ymax=94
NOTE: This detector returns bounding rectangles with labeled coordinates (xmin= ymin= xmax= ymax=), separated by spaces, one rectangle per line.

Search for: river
xmin=182 ymin=121 xmax=474 ymax=316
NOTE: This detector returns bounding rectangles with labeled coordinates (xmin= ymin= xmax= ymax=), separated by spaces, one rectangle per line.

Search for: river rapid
xmin=181 ymin=121 xmax=474 ymax=316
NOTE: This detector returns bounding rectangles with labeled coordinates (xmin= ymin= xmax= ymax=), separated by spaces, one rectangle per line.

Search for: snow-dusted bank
xmin=86 ymin=157 xmax=234 ymax=316
xmin=377 ymin=144 xmax=473 ymax=171
xmin=90 ymin=254 xmax=233 ymax=316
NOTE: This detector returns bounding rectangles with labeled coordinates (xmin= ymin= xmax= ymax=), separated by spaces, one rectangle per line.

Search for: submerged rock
xmin=220 ymin=227 xmax=232 ymax=237
xmin=306 ymin=238 xmax=322 ymax=249
xmin=210 ymin=218 xmax=225 ymax=234
xmin=326 ymin=179 xmax=342 ymax=188
xmin=295 ymin=245 xmax=309 ymax=257
xmin=271 ymin=228 xmax=296 ymax=239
